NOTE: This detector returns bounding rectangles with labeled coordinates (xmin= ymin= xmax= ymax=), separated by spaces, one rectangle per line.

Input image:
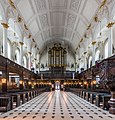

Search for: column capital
xmin=1 ymin=23 xmax=9 ymax=29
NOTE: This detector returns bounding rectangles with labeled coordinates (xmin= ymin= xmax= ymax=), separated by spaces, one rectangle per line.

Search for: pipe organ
xmin=48 ymin=44 xmax=67 ymax=67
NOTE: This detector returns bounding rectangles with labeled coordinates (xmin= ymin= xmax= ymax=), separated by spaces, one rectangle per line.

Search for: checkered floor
xmin=0 ymin=91 xmax=115 ymax=120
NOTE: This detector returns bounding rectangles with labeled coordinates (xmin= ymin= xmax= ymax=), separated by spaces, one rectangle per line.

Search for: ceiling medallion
xmin=106 ymin=22 xmax=115 ymax=28
xmin=1 ymin=23 xmax=9 ymax=29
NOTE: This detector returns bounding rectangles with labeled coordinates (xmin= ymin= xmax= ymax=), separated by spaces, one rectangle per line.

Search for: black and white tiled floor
xmin=0 ymin=91 xmax=115 ymax=120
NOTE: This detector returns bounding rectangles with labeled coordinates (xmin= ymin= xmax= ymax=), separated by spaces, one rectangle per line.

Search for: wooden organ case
xmin=48 ymin=44 xmax=67 ymax=76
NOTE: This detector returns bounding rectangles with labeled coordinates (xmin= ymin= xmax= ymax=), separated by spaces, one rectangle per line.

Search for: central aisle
xmin=0 ymin=91 xmax=115 ymax=120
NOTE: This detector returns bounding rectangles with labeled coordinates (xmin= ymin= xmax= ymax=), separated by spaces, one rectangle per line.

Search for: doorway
xmin=55 ymin=81 xmax=60 ymax=90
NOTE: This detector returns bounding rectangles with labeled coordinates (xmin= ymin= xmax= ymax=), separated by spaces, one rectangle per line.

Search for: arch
xmin=95 ymin=48 xmax=100 ymax=62
xmin=104 ymin=39 xmax=109 ymax=59
xmin=15 ymin=48 xmax=20 ymax=64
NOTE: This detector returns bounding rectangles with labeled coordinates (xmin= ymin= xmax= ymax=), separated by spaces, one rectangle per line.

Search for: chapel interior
xmin=0 ymin=0 xmax=115 ymax=120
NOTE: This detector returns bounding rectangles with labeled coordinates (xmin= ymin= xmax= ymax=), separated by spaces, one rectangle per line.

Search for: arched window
xmin=104 ymin=40 xmax=108 ymax=59
xmin=95 ymin=49 xmax=100 ymax=62
xmin=7 ymin=41 xmax=11 ymax=59
xmin=15 ymin=49 xmax=20 ymax=64
xmin=88 ymin=56 xmax=92 ymax=68
xmin=23 ymin=56 xmax=27 ymax=68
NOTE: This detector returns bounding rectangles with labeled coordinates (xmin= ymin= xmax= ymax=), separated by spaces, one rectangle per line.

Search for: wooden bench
xmin=0 ymin=96 xmax=11 ymax=112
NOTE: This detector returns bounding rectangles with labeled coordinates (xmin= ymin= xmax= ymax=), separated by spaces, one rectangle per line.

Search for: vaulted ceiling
xmin=13 ymin=0 xmax=101 ymax=51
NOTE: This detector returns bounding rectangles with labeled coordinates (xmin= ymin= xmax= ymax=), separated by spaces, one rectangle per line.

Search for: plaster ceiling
xmin=12 ymin=0 xmax=101 ymax=51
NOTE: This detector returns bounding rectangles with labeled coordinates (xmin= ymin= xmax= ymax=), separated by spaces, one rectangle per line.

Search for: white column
xmin=108 ymin=27 xmax=113 ymax=57
xmin=2 ymin=26 xmax=8 ymax=57
xmin=19 ymin=41 xmax=24 ymax=65
xmin=28 ymin=52 xmax=31 ymax=70
xmin=37 ymin=53 xmax=40 ymax=73
xmin=33 ymin=48 xmax=37 ymax=72
xmin=84 ymin=54 xmax=87 ymax=70
xmin=92 ymin=45 xmax=95 ymax=66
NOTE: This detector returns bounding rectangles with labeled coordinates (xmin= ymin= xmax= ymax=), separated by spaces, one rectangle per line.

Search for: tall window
xmin=15 ymin=49 xmax=20 ymax=64
xmin=95 ymin=49 xmax=100 ymax=62
xmin=104 ymin=40 xmax=108 ymax=59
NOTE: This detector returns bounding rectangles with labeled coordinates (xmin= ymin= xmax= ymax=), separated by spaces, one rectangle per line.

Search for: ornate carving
xmin=99 ymin=0 xmax=107 ymax=10
xmin=24 ymin=24 xmax=28 ymax=30
xmin=70 ymin=0 xmax=81 ymax=12
xmin=87 ymin=24 xmax=91 ymax=30
xmin=40 ymin=14 xmax=49 ymax=28
xmin=84 ymin=52 xmax=87 ymax=55
xmin=17 ymin=16 xmax=22 ymax=23
xmin=37 ymin=0 xmax=46 ymax=11
xmin=32 ymin=39 xmax=35 ymax=42
xmin=106 ymin=22 xmax=115 ymax=28
xmin=19 ymin=42 xmax=24 ymax=46
xmin=28 ymin=52 xmax=32 ymax=55
xmin=92 ymin=41 xmax=96 ymax=45
xmin=80 ymin=38 xmax=83 ymax=42
xmin=67 ymin=13 xmax=76 ymax=29
xmin=28 ymin=34 xmax=31 ymax=38
xmin=1 ymin=23 xmax=9 ymax=29
xmin=8 ymin=0 xmax=16 ymax=9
